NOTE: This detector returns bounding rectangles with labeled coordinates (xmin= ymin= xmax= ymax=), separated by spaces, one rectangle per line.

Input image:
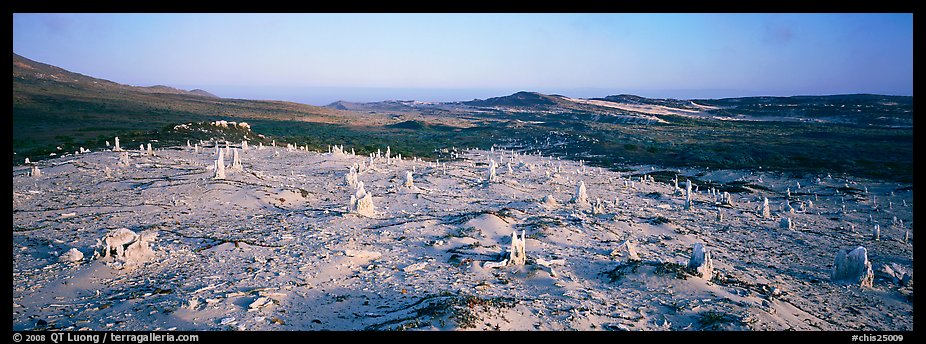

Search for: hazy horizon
xmin=13 ymin=13 xmax=912 ymax=104
xmin=169 ymin=84 xmax=914 ymax=106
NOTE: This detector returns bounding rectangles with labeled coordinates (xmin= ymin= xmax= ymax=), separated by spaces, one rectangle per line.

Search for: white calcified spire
xmin=354 ymin=180 xmax=366 ymax=200
xmin=114 ymin=137 xmax=121 ymax=151
xmin=873 ymin=224 xmax=880 ymax=241
xmin=780 ymin=217 xmax=793 ymax=230
xmin=572 ymin=180 xmax=589 ymax=206
xmin=349 ymin=181 xmax=375 ymax=217
xmin=30 ymin=165 xmax=41 ymax=177
xmin=487 ymin=159 xmax=498 ymax=183
xmin=231 ymin=148 xmax=242 ymax=170
xmin=404 ymin=171 xmax=415 ymax=188
xmin=187 ymin=140 xmax=191 ymax=148
xmin=139 ymin=144 xmax=145 ymax=152
xmin=508 ymin=230 xmax=526 ymax=266
xmin=540 ymin=194 xmax=558 ymax=208
xmin=25 ymin=158 xmax=30 ymax=164
xmin=120 ymin=151 xmax=130 ymax=166
xmin=242 ymin=140 xmax=248 ymax=151
xmin=214 ymin=149 xmax=226 ymax=180
xmin=760 ymin=197 xmax=771 ymax=218
xmin=688 ymin=243 xmax=713 ymax=280
xmin=507 ymin=161 xmax=513 ymax=174
xmin=355 ymin=192 xmax=375 ymax=217
xmin=831 ymin=246 xmax=873 ymax=288
xmin=720 ymin=192 xmax=733 ymax=206
xmin=345 ymin=167 xmax=359 ymax=188
xmin=592 ymin=198 xmax=605 ymax=214
xmin=610 ymin=240 xmax=640 ymax=261
xmin=685 ymin=179 xmax=693 ymax=210
xmin=146 ymin=143 xmax=153 ymax=156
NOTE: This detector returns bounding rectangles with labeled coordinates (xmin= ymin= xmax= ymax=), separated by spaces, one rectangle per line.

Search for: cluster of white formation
xmin=330 ymin=145 xmax=346 ymax=156
xmin=30 ymin=165 xmax=41 ymax=177
xmin=348 ymin=181 xmax=375 ymax=217
xmin=485 ymin=230 xmax=527 ymax=268
xmin=831 ymin=246 xmax=874 ymax=288
xmin=120 ymin=151 xmax=130 ymax=166
xmin=94 ymin=228 xmax=157 ymax=269
xmin=780 ymin=217 xmax=793 ymax=231
xmin=345 ymin=166 xmax=360 ymax=188
xmin=688 ymin=243 xmax=713 ymax=280
xmin=211 ymin=120 xmax=250 ymax=130
xmin=487 ymin=159 xmax=498 ymax=183
xmin=508 ymin=230 xmax=527 ymax=265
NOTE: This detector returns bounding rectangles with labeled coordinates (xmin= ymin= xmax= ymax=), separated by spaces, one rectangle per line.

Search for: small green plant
xmin=649 ymin=216 xmax=671 ymax=225
xmin=602 ymin=260 xmax=642 ymax=282
xmin=653 ymin=261 xmax=688 ymax=280
xmin=696 ymin=310 xmax=739 ymax=330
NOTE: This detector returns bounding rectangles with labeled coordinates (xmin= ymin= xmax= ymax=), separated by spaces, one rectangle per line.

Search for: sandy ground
xmin=12 ymin=141 xmax=913 ymax=331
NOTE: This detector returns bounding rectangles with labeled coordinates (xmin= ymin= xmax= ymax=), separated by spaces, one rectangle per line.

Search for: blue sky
xmin=12 ymin=13 xmax=913 ymax=105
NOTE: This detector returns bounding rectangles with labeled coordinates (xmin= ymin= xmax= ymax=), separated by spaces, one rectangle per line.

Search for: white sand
xmin=12 ymin=142 xmax=912 ymax=331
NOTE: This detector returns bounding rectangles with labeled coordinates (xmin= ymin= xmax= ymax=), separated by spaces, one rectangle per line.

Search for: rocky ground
xmin=12 ymin=140 xmax=913 ymax=331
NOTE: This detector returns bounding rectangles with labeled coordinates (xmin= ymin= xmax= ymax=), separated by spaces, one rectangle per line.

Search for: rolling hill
xmin=13 ymin=53 xmax=368 ymax=161
xmin=12 ymin=53 xmax=913 ymax=182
